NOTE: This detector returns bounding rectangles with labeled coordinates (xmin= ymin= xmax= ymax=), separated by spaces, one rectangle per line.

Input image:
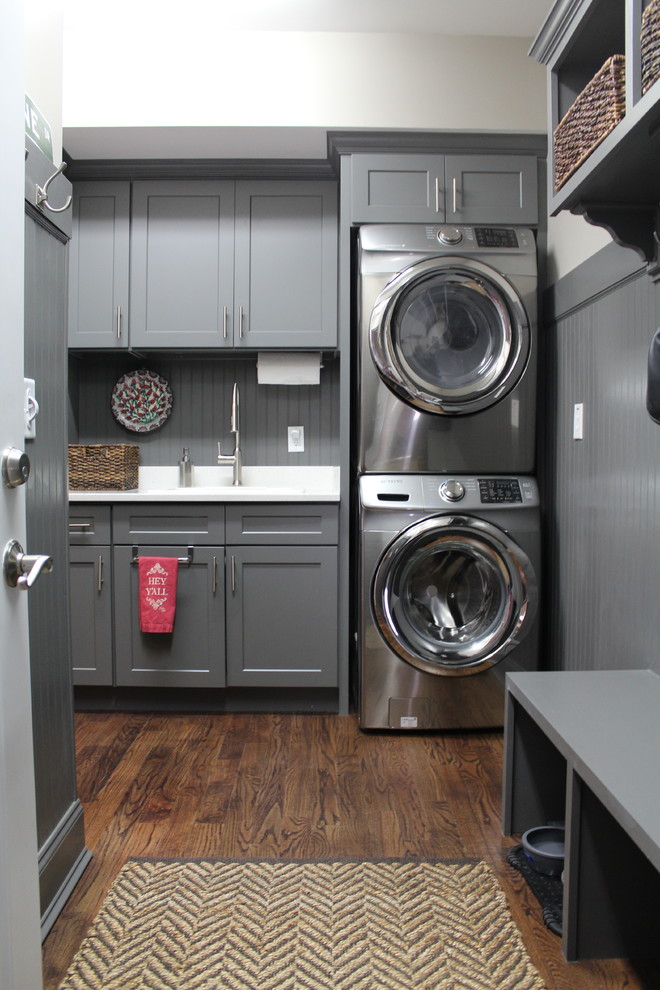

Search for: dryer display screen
xmin=478 ymin=478 xmax=522 ymax=503
xmin=475 ymin=228 xmax=518 ymax=248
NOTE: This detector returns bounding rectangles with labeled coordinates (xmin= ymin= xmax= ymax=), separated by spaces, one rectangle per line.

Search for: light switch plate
xmin=573 ymin=402 xmax=584 ymax=440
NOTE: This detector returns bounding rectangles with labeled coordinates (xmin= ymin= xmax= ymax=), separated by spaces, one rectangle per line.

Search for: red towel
xmin=138 ymin=556 xmax=179 ymax=633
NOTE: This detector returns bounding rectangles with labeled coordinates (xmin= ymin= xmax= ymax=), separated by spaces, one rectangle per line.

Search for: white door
xmin=0 ymin=1 xmax=44 ymax=987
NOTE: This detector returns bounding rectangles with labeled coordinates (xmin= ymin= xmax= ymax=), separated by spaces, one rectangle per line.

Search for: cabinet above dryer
xmin=349 ymin=153 xmax=539 ymax=225
xmin=68 ymin=178 xmax=338 ymax=351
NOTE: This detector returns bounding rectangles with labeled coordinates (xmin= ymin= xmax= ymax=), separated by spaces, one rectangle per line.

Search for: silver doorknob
xmin=2 ymin=447 xmax=31 ymax=488
xmin=3 ymin=540 xmax=53 ymax=590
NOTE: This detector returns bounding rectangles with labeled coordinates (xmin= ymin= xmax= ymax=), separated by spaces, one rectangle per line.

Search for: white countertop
xmin=69 ymin=465 xmax=340 ymax=503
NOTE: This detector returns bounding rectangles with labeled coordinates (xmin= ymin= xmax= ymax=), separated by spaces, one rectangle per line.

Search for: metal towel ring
xmin=36 ymin=161 xmax=72 ymax=214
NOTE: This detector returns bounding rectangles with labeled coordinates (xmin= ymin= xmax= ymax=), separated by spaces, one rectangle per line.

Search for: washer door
xmin=372 ymin=514 xmax=537 ymax=676
xmin=369 ymin=257 xmax=530 ymax=415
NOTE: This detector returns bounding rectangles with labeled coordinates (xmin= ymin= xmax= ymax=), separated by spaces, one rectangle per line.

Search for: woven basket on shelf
xmin=553 ymin=54 xmax=626 ymax=191
xmin=68 ymin=444 xmax=139 ymax=491
xmin=642 ymin=0 xmax=660 ymax=94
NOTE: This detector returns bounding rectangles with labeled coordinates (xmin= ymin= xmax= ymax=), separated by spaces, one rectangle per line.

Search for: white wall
xmin=25 ymin=0 xmax=64 ymax=162
xmin=62 ymin=13 xmax=546 ymax=158
xmin=546 ymin=211 xmax=613 ymax=284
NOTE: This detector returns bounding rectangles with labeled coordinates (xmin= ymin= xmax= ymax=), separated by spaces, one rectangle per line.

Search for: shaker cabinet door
xmin=130 ymin=180 xmax=236 ymax=348
xmin=226 ymin=545 xmax=338 ymax=687
xmin=113 ymin=545 xmax=226 ymax=687
xmin=69 ymin=545 xmax=114 ymax=685
xmin=68 ymin=182 xmax=130 ymax=348
xmin=233 ymin=181 xmax=338 ymax=348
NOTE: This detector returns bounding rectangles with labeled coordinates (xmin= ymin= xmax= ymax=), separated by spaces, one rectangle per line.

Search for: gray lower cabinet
xmin=69 ymin=545 xmax=113 ymax=686
xmin=224 ymin=503 xmax=339 ymax=688
xmin=69 ymin=502 xmax=339 ymax=693
xmin=350 ymin=153 xmax=538 ymax=224
xmin=226 ymin=545 xmax=338 ymax=688
xmin=113 ymin=545 xmax=225 ymax=688
xmin=69 ymin=505 xmax=113 ymax=686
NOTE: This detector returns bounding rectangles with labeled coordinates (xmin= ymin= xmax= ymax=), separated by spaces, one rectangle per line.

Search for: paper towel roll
xmin=257 ymin=352 xmax=321 ymax=385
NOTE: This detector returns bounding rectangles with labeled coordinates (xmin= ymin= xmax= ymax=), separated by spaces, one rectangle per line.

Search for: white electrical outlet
xmin=288 ymin=426 xmax=304 ymax=452
xmin=573 ymin=402 xmax=584 ymax=440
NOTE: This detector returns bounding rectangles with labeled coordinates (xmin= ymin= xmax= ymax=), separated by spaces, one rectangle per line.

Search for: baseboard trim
xmin=38 ymin=799 xmax=92 ymax=940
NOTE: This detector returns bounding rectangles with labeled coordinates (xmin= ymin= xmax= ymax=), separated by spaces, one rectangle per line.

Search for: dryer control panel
xmin=360 ymin=474 xmax=539 ymax=511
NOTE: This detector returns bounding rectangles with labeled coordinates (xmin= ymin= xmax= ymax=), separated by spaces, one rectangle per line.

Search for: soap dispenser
xmin=179 ymin=447 xmax=193 ymax=487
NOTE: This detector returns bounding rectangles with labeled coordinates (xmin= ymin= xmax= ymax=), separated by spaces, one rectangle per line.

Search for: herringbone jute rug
xmin=59 ymin=858 xmax=548 ymax=990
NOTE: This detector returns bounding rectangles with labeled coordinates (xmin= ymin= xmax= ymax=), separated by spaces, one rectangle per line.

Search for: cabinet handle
xmin=97 ymin=554 xmax=104 ymax=592
xmin=452 ymin=176 xmax=457 ymax=215
xmin=239 ymin=306 xmax=245 ymax=339
xmin=435 ymin=177 xmax=440 ymax=214
xmin=117 ymin=305 xmax=122 ymax=340
xmin=231 ymin=554 xmax=236 ymax=592
xmin=212 ymin=555 xmax=217 ymax=594
xmin=223 ymin=305 xmax=228 ymax=340
xmin=69 ymin=522 xmax=91 ymax=530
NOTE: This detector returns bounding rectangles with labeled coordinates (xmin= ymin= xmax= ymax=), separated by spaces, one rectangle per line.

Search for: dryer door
xmin=370 ymin=257 xmax=530 ymax=414
xmin=372 ymin=514 xmax=537 ymax=675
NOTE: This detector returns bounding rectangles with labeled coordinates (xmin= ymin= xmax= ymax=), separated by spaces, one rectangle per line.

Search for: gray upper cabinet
xmin=351 ymin=155 xmax=446 ymax=222
xmin=68 ymin=181 xmax=130 ymax=348
xmin=445 ymin=155 xmax=538 ymax=225
xmin=130 ymin=179 xmax=236 ymax=348
xmin=233 ymin=181 xmax=338 ymax=349
xmin=350 ymin=153 xmax=538 ymax=224
xmin=68 ymin=178 xmax=338 ymax=350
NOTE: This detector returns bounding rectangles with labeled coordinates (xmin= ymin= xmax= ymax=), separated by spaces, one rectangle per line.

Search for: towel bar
xmin=131 ymin=546 xmax=194 ymax=567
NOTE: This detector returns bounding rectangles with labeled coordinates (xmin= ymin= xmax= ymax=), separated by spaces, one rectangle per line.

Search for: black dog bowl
xmin=521 ymin=825 xmax=565 ymax=877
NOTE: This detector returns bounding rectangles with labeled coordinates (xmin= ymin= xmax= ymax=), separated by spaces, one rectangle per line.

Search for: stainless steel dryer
xmin=359 ymin=474 xmax=540 ymax=730
xmin=357 ymin=224 xmax=538 ymax=474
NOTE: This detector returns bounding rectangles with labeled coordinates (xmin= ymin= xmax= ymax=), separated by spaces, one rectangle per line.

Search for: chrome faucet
xmin=217 ymin=382 xmax=242 ymax=485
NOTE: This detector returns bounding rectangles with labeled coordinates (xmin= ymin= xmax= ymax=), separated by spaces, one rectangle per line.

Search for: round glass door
xmin=372 ymin=515 xmax=537 ymax=676
xmin=369 ymin=258 xmax=530 ymax=415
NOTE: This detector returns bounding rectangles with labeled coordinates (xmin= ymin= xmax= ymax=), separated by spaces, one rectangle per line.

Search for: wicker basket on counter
xmin=553 ymin=54 xmax=626 ymax=191
xmin=642 ymin=0 xmax=660 ymax=94
xmin=68 ymin=444 xmax=139 ymax=491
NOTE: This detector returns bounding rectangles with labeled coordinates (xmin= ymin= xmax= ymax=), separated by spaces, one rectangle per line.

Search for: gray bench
xmin=502 ymin=669 xmax=660 ymax=961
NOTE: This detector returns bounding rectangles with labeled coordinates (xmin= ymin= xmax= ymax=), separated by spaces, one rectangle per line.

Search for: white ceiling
xmin=165 ymin=0 xmax=551 ymax=36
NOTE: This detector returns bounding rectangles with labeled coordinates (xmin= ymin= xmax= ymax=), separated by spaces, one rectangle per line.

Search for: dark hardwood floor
xmin=42 ymin=712 xmax=660 ymax=989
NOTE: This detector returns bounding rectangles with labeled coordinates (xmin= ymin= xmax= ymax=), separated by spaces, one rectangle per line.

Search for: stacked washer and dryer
xmin=355 ymin=224 xmax=541 ymax=730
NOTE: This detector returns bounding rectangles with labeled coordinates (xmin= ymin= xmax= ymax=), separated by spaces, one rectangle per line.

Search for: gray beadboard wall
xmin=542 ymin=242 xmax=660 ymax=673
xmin=69 ymin=353 xmax=340 ymax=467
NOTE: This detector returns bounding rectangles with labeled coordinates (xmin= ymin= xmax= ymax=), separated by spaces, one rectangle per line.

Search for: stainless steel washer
xmin=359 ymin=474 xmax=540 ymax=730
xmin=357 ymin=224 xmax=538 ymax=474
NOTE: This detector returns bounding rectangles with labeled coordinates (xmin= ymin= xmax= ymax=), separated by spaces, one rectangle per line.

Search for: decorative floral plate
xmin=111 ymin=369 xmax=173 ymax=432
